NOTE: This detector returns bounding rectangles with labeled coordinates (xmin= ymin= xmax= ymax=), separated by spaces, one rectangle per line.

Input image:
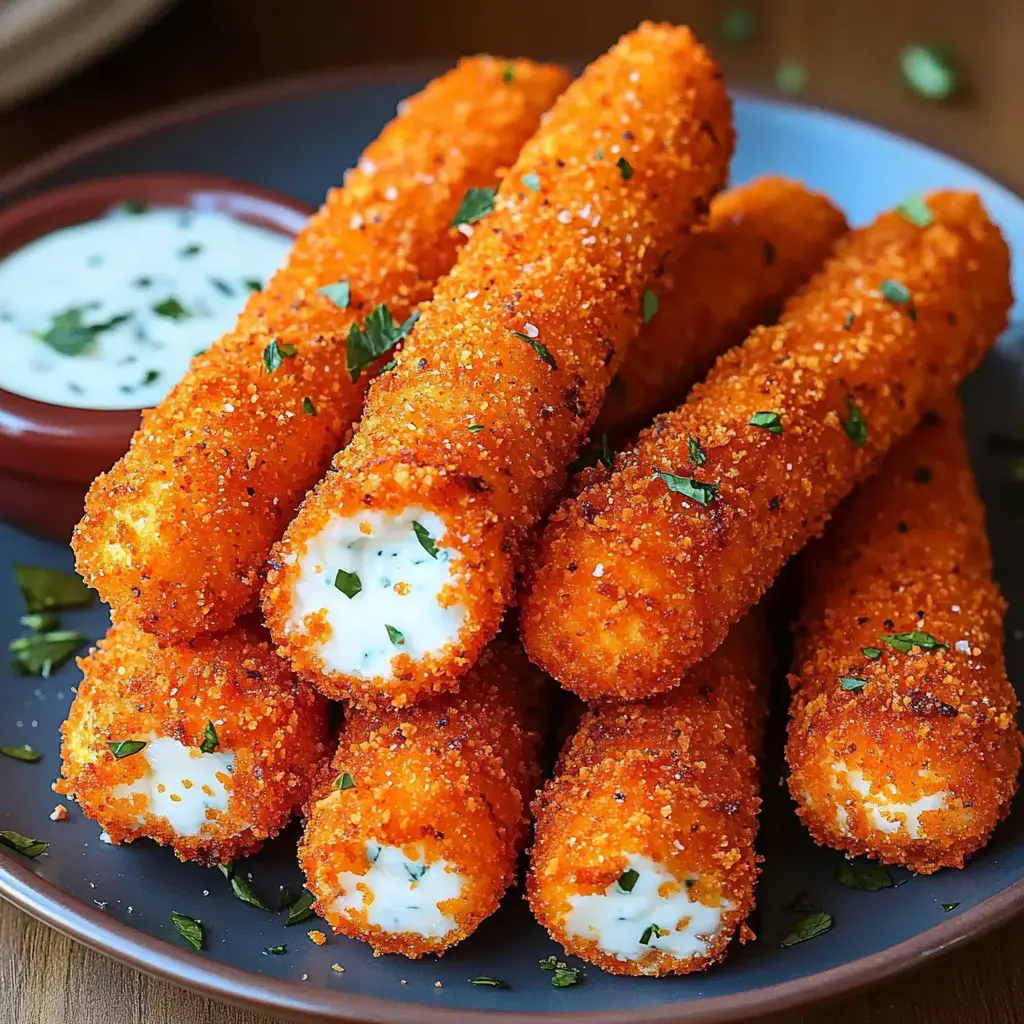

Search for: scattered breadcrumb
xmin=49 ymin=804 xmax=68 ymax=822
xmin=308 ymin=929 xmax=328 ymax=946
xmin=331 ymin=963 xmax=344 ymax=973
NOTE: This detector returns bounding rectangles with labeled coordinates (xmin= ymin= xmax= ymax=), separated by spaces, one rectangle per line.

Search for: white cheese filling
xmin=111 ymin=734 xmax=234 ymax=836
xmin=831 ymin=761 xmax=953 ymax=839
xmin=332 ymin=842 xmax=465 ymax=938
xmin=287 ymin=507 xmax=465 ymax=680
xmin=563 ymin=854 xmax=733 ymax=969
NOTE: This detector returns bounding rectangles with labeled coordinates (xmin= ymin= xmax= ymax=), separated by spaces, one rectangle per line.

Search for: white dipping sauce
xmin=0 ymin=204 xmax=292 ymax=410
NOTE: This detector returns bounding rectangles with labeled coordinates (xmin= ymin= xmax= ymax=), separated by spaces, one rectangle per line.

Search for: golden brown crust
xmin=298 ymin=640 xmax=549 ymax=957
xmin=521 ymin=191 xmax=1012 ymax=701
xmin=528 ymin=611 xmax=770 ymax=976
xmin=72 ymin=57 xmax=570 ymax=641
xmin=787 ymin=400 xmax=1021 ymax=873
xmin=57 ymin=617 xmax=329 ymax=865
xmin=264 ymin=23 xmax=735 ymax=707
xmin=595 ymin=176 xmax=847 ymax=441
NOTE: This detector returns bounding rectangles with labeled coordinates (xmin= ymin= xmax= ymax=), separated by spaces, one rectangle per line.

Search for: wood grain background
xmin=3 ymin=1 xmax=1024 ymax=1022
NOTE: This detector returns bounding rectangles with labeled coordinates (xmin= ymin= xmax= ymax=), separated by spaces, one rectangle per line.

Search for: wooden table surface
xmin=3 ymin=1 xmax=1024 ymax=1022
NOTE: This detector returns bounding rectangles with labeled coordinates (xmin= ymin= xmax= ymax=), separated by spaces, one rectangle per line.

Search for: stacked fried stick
xmin=59 ymin=20 xmax=1019 ymax=978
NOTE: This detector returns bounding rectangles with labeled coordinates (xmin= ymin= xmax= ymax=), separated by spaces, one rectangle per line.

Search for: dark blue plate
xmin=1 ymin=70 xmax=1023 ymax=1023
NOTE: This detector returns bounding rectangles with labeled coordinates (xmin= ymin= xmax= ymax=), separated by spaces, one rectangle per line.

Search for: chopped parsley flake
xmin=522 ymin=172 xmax=541 ymax=193
xmin=9 ymin=630 xmax=88 ymax=677
xmin=262 ymin=338 xmax=297 ymax=373
xmin=245 ymin=278 xmax=263 ymax=292
xmin=13 ymin=565 xmax=91 ymax=613
xmin=862 ymin=646 xmax=883 ymax=661
xmin=942 ymin=902 xmax=960 ymax=913
xmin=617 ymin=868 xmax=639 ymax=892
xmin=642 ymin=289 xmax=658 ymax=324
xmin=0 ymin=745 xmax=41 ymax=763
xmin=881 ymin=279 xmax=913 ymax=309
xmin=33 ymin=308 xmax=131 ymax=356
xmin=749 ymin=411 xmax=783 ymax=435
xmin=385 ymin=624 xmax=405 ymax=646
xmin=122 ymin=199 xmax=148 ymax=215
xmin=502 ymin=63 xmax=515 ymax=83
xmin=170 ymin=912 xmax=204 ymax=951
xmin=333 ymin=771 xmax=356 ymax=791
xmin=841 ymin=396 xmax=868 ymax=447
xmin=179 ymin=244 xmax=202 ymax=257
xmin=616 ymin=157 xmax=634 ymax=180
xmin=333 ymin=569 xmax=361 ymax=599
xmin=688 ymin=436 xmax=707 ymax=466
xmin=468 ymin=423 xmax=485 ymax=434
xmin=347 ymin=305 xmax=418 ymax=382
xmin=412 ymin=521 xmax=439 ymax=559
xmin=901 ymin=44 xmax=956 ymax=101
xmin=0 ymin=830 xmax=48 ymax=858
xmin=376 ymin=359 xmax=398 ymax=376
xmin=880 ymin=631 xmax=949 ymax=654
xmin=152 ymin=296 xmax=190 ymax=320
xmin=285 ymin=891 xmax=316 ymax=926
xmin=781 ymin=910 xmax=833 ymax=947
xmin=263 ymin=945 xmax=287 ymax=955
xmin=539 ymin=956 xmax=583 ymax=987
xmin=843 ymin=312 xmax=856 ymax=330
xmin=302 ymin=396 xmax=316 ymax=416
xmin=318 ymin=280 xmax=350 ymax=309
xmin=896 ymin=193 xmax=934 ymax=228
xmin=840 ymin=676 xmax=868 ymax=692
xmin=451 ymin=187 xmax=496 ymax=227
xmin=657 ymin=472 xmax=719 ymax=505
xmin=470 ymin=976 xmax=510 ymax=989
xmin=639 ymin=924 xmax=665 ymax=945
xmin=200 ymin=721 xmax=219 ymax=754
xmin=142 ymin=369 xmax=161 ymax=385
xmin=108 ymin=739 xmax=147 ymax=759
xmin=836 ymin=862 xmax=893 ymax=891
xmin=569 ymin=434 xmax=614 ymax=474
xmin=230 ymin=875 xmax=269 ymax=910
xmin=512 ymin=330 xmax=557 ymax=369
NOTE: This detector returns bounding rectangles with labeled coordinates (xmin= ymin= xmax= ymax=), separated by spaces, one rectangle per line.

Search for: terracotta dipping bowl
xmin=0 ymin=173 xmax=312 ymax=540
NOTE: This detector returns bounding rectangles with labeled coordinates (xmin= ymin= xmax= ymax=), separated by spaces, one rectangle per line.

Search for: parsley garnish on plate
xmin=333 ymin=772 xmax=356 ymax=791
xmin=616 ymin=157 xmax=634 ymax=180
xmin=0 ymin=830 xmax=48 ymax=858
xmin=781 ymin=910 xmax=833 ymax=947
xmin=749 ymin=411 xmax=783 ymax=435
xmin=840 ymin=676 xmax=868 ymax=692
xmin=200 ymin=721 xmax=219 ymax=754
xmin=264 ymin=945 xmax=287 ymax=955
xmin=657 ymin=472 xmax=719 ymax=505
xmin=0 ymin=745 xmax=41 ymax=763
xmin=230 ymin=875 xmax=269 ymax=910
xmin=20 ymin=613 xmax=58 ymax=631
xmin=333 ymin=569 xmax=361 ymax=599
xmin=152 ymin=297 xmax=190 ymax=320
xmin=617 ymin=868 xmax=639 ymax=892
xmin=10 ymin=631 xmax=88 ymax=677
xmin=262 ymin=339 xmax=297 ymax=373
xmin=451 ymin=187 xmax=496 ymax=228
xmin=642 ymin=289 xmax=659 ymax=325
xmin=836 ymin=862 xmax=893 ymax=891
xmin=512 ymin=330 xmax=557 ymax=370
xmin=880 ymin=631 xmax=949 ymax=653
xmin=901 ymin=44 xmax=957 ymax=101
xmin=385 ymin=624 xmax=405 ymax=646
xmin=318 ymin=280 xmax=350 ymax=309
xmin=347 ymin=305 xmax=418 ymax=382
xmin=108 ymin=739 xmax=147 ymax=759
xmin=539 ymin=956 xmax=583 ymax=987
xmin=285 ymin=891 xmax=316 ymax=926
xmin=13 ymin=565 xmax=91 ymax=613
xmin=33 ymin=308 xmax=132 ymax=356
xmin=170 ymin=912 xmax=204 ymax=951
xmin=470 ymin=976 xmax=510 ymax=989
xmin=896 ymin=193 xmax=933 ymax=228
xmin=942 ymin=902 xmax=960 ymax=913
xmin=841 ymin=396 xmax=868 ymax=447
xmin=412 ymin=521 xmax=439 ymax=559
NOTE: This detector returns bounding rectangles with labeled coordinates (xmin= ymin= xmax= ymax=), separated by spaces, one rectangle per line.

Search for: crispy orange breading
xmin=298 ymin=640 xmax=548 ymax=957
xmin=528 ymin=611 xmax=770 ymax=976
xmin=521 ymin=191 xmax=1012 ymax=701
xmin=595 ymin=177 xmax=847 ymax=441
xmin=264 ymin=23 xmax=735 ymax=707
xmin=787 ymin=401 xmax=1021 ymax=873
xmin=72 ymin=57 xmax=570 ymax=641
xmin=57 ymin=618 xmax=329 ymax=866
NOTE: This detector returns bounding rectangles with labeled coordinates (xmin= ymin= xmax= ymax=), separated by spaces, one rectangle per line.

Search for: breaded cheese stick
xmin=521 ymin=191 xmax=1012 ymax=701
xmin=787 ymin=400 xmax=1021 ymax=873
xmin=298 ymin=639 xmax=547 ymax=957
xmin=595 ymin=177 xmax=847 ymax=441
xmin=528 ymin=610 xmax=770 ymax=976
xmin=58 ymin=618 xmax=329 ymax=865
xmin=264 ymin=23 xmax=735 ymax=707
xmin=72 ymin=58 xmax=570 ymax=642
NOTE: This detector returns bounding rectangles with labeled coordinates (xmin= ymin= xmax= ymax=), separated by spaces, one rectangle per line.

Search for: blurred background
xmin=1 ymin=0 xmax=1023 ymax=190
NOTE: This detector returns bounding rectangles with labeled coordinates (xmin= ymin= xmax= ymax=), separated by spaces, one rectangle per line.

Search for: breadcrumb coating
xmin=528 ymin=610 xmax=770 ymax=976
xmin=787 ymin=401 xmax=1021 ymax=873
xmin=521 ymin=191 xmax=1012 ymax=701
xmin=72 ymin=57 xmax=570 ymax=641
xmin=299 ymin=639 xmax=548 ymax=957
xmin=57 ymin=618 xmax=329 ymax=865
xmin=264 ymin=22 xmax=734 ymax=706
xmin=595 ymin=176 xmax=847 ymax=441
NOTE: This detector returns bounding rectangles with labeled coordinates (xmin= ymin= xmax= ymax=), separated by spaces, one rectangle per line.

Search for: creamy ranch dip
xmin=0 ymin=203 xmax=292 ymax=410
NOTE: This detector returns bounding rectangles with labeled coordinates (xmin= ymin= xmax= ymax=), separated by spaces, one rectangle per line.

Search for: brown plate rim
xmin=1 ymin=62 xmax=1023 ymax=1024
